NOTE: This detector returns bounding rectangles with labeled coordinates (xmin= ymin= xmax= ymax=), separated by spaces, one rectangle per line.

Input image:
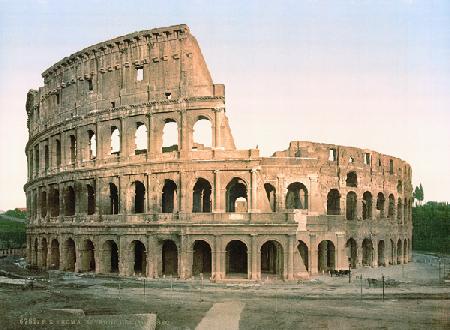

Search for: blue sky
xmin=0 ymin=0 xmax=449 ymax=209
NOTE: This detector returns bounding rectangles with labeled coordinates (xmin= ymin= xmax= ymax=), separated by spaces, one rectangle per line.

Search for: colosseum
xmin=24 ymin=24 xmax=413 ymax=281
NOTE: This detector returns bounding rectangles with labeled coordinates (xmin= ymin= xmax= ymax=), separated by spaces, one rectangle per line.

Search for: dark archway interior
xmin=261 ymin=241 xmax=283 ymax=276
xmin=285 ymin=182 xmax=308 ymax=209
xmin=327 ymin=189 xmax=340 ymax=215
xmin=362 ymin=239 xmax=373 ymax=266
xmin=133 ymin=240 xmax=146 ymax=275
xmin=346 ymin=192 xmax=357 ymax=220
xmin=318 ymin=240 xmax=335 ymax=272
xmin=87 ymin=184 xmax=95 ymax=215
xmin=192 ymin=178 xmax=212 ymax=213
xmin=162 ymin=180 xmax=177 ymax=213
xmin=65 ymin=239 xmax=76 ymax=272
xmin=264 ymin=183 xmax=276 ymax=212
xmin=134 ymin=181 xmax=145 ymax=213
xmin=226 ymin=178 xmax=247 ymax=212
xmin=162 ymin=240 xmax=178 ymax=276
xmin=226 ymin=240 xmax=247 ymax=276
xmin=109 ymin=183 xmax=119 ymax=214
xmin=346 ymin=238 xmax=357 ymax=268
xmin=50 ymin=239 xmax=60 ymax=269
xmin=192 ymin=240 xmax=212 ymax=275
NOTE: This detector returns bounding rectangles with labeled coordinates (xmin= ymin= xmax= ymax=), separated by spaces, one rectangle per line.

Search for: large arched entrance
xmin=64 ymin=238 xmax=76 ymax=272
xmin=50 ymin=239 xmax=60 ymax=269
xmin=225 ymin=240 xmax=248 ymax=278
xmin=260 ymin=240 xmax=284 ymax=278
xmin=318 ymin=240 xmax=335 ymax=272
xmin=346 ymin=238 xmax=357 ymax=268
xmin=192 ymin=179 xmax=212 ymax=213
xmin=131 ymin=240 xmax=147 ymax=276
xmin=81 ymin=240 xmax=96 ymax=272
xmin=362 ymin=239 xmax=373 ymax=266
xmin=397 ymin=239 xmax=403 ymax=264
xmin=378 ymin=240 xmax=385 ymax=266
xmin=162 ymin=240 xmax=178 ymax=276
xmin=102 ymin=240 xmax=119 ymax=273
xmin=225 ymin=178 xmax=248 ymax=212
xmin=192 ymin=240 xmax=212 ymax=276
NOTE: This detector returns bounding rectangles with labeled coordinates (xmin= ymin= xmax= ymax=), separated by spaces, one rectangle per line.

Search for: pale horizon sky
xmin=0 ymin=0 xmax=449 ymax=210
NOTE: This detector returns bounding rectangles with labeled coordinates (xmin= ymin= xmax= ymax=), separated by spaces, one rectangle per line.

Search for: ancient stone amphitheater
xmin=25 ymin=24 xmax=412 ymax=280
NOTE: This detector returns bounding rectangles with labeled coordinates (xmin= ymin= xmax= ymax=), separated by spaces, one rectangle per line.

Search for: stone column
xmin=147 ymin=235 xmax=157 ymax=278
xmin=336 ymin=233 xmax=347 ymax=270
xmin=119 ymin=237 xmax=130 ymax=276
xmin=250 ymin=169 xmax=258 ymax=213
xmin=213 ymin=170 xmax=223 ymax=212
xmin=214 ymin=109 xmax=222 ymax=148
xmin=287 ymin=234 xmax=295 ymax=280
xmin=179 ymin=234 xmax=190 ymax=279
xmin=277 ymin=175 xmax=285 ymax=211
xmin=250 ymin=235 xmax=259 ymax=280
xmin=309 ymin=234 xmax=318 ymax=274
xmin=214 ymin=235 xmax=222 ymax=280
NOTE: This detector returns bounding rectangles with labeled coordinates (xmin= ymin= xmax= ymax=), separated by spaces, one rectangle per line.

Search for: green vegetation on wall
xmin=412 ymin=202 xmax=450 ymax=254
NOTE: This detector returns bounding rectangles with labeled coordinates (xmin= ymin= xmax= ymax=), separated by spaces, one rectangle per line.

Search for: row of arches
xmin=327 ymin=189 xmax=412 ymax=222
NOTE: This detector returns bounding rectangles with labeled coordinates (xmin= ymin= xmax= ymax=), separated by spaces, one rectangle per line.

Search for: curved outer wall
xmin=25 ymin=25 xmax=412 ymax=280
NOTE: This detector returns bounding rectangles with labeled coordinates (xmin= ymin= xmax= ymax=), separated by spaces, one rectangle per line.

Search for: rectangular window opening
xmin=328 ymin=148 xmax=337 ymax=161
xmin=364 ymin=153 xmax=371 ymax=165
xmin=87 ymin=79 xmax=93 ymax=91
xmin=136 ymin=67 xmax=144 ymax=81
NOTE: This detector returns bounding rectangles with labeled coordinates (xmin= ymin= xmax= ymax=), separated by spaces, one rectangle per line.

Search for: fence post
xmin=382 ymin=274 xmax=385 ymax=302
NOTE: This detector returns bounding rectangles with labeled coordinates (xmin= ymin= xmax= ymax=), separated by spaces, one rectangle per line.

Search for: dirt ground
xmin=0 ymin=253 xmax=448 ymax=330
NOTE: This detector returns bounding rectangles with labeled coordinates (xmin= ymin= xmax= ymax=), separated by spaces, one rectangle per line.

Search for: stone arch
xmin=318 ymin=240 xmax=336 ymax=272
xmin=397 ymin=198 xmax=403 ymax=223
xmin=110 ymin=126 xmax=120 ymax=154
xmin=162 ymin=119 xmax=178 ymax=153
xmin=327 ymin=189 xmax=340 ymax=215
xmin=49 ymin=186 xmax=60 ymax=217
xmin=297 ymin=240 xmax=309 ymax=271
xmin=378 ymin=240 xmax=385 ymax=266
xmin=88 ymin=129 xmax=96 ymax=159
xmin=63 ymin=238 xmax=76 ymax=272
xmin=192 ymin=116 xmax=212 ymax=149
xmin=388 ymin=194 xmax=395 ymax=218
xmin=133 ymin=180 xmax=146 ymax=214
xmin=362 ymin=191 xmax=372 ymax=220
xmin=192 ymin=178 xmax=212 ymax=213
xmin=192 ymin=240 xmax=212 ymax=276
xmin=225 ymin=177 xmax=248 ymax=212
xmin=131 ymin=240 xmax=147 ymax=276
xmin=64 ymin=185 xmax=75 ymax=216
xmin=162 ymin=240 xmax=178 ymax=276
xmin=389 ymin=239 xmax=395 ymax=265
xmin=50 ymin=239 xmax=60 ymax=269
xmin=264 ymin=183 xmax=276 ymax=212
xmin=403 ymin=239 xmax=408 ymax=263
xmin=285 ymin=182 xmax=308 ymax=210
xmin=346 ymin=191 xmax=357 ymax=220
xmin=260 ymin=240 xmax=284 ymax=278
xmin=135 ymin=122 xmax=148 ymax=154
xmin=346 ymin=238 xmax=357 ymax=268
xmin=102 ymin=240 xmax=119 ymax=273
xmin=376 ymin=193 xmax=385 ymax=218
xmin=41 ymin=238 xmax=48 ymax=268
xmin=40 ymin=190 xmax=47 ymax=218
xmin=162 ymin=179 xmax=177 ymax=213
xmin=362 ymin=238 xmax=373 ymax=266
xmin=346 ymin=171 xmax=357 ymax=187
xmin=225 ymin=240 xmax=248 ymax=278
xmin=109 ymin=183 xmax=119 ymax=214
xmin=87 ymin=184 xmax=96 ymax=215
xmin=81 ymin=239 xmax=96 ymax=272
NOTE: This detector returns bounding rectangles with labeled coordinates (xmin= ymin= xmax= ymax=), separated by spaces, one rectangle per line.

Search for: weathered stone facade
xmin=24 ymin=24 xmax=413 ymax=280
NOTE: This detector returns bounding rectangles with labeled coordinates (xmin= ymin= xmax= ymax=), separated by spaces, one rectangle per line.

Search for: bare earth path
xmin=196 ymin=300 xmax=245 ymax=330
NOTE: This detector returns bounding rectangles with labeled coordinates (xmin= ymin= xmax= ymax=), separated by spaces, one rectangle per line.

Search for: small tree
xmin=413 ymin=184 xmax=424 ymax=206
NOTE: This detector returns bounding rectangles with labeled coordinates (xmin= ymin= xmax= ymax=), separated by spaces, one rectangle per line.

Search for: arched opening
xmin=44 ymin=145 xmax=49 ymax=171
xmin=135 ymin=123 xmax=148 ymax=154
xmin=403 ymin=239 xmax=408 ymax=263
xmin=49 ymin=187 xmax=60 ymax=217
xmin=50 ymin=239 xmax=60 ymax=269
xmin=132 ymin=240 xmax=147 ymax=275
xmin=318 ymin=240 xmax=335 ymax=272
xmin=192 ymin=116 xmax=212 ymax=149
xmin=362 ymin=191 xmax=372 ymax=220
xmin=362 ymin=239 xmax=373 ymax=266
xmin=41 ymin=238 xmax=48 ymax=268
xmin=162 ymin=119 xmax=178 ymax=153
xmin=64 ymin=186 xmax=75 ymax=216
xmin=264 ymin=183 xmax=276 ymax=212
xmin=69 ymin=135 xmax=77 ymax=163
xmin=192 ymin=240 xmax=212 ymax=276
xmin=285 ymin=182 xmax=308 ymax=209
xmin=346 ymin=171 xmax=357 ymax=187
xmin=376 ymin=193 xmax=385 ymax=218
xmin=397 ymin=198 xmax=403 ymax=223
xmin=102 ymin=240 xmax=119 ymax=273
xmin=397 ymin=239 xmax=403 ymax=264
xmin=389 ymin=239 xmax=395 ymax=265
xmin=404 ymin=198 xmax=408 ymax=222
xmin=88 ymin=130 xmax=96 ymax=159
xmin=110 ymin=126 xmax=120 ymax=155
xmin=388 ymin=194 xmax=395 ymax=218
xmin=225 ymin=178 xmax=248 ymax=212
xmin=40 ymin=191 xmax=47 ymax=218
xmin=346 ymin=192 xmax=357 ymax=220
xmin=162 ymin=180 xmax=177 ymax=213
xmin=64 ymin=238 xmax=76 ymax=272
xmin=109 ymin=183 xmax=119 ymax=214
xmin=87 ymin=184 xmax=95 ymax=215
xmin=397 ymin=180 xmax=403 ymax=193
xmin=34 ymin=238 xmax=38 ymax=266
xmin=297 ymin=241 xmax=309 ymax=271
xmin=378 ymin=240 xmax=385 ymax=266
xmin=225 ymin=240 xmax=248 ymax=278
xmin=81 ymin=240 xmax=96 ymax=272
xmin=56 ymin=139 xmax=61 ymax=167
xmin=162 ymin=240 xmax=178 ymax=276
xmin=327 ymin=189 xmax=340 ymax=215
xmin=261 ymin=240 xmax=284 ymax=278
xmin=346 ymin=238 xmax=357 ymax=268
xmin=192 ymin=178 xmax=212 ymax=213
xmin=134 ymin=181 xmax=145 ymax=214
